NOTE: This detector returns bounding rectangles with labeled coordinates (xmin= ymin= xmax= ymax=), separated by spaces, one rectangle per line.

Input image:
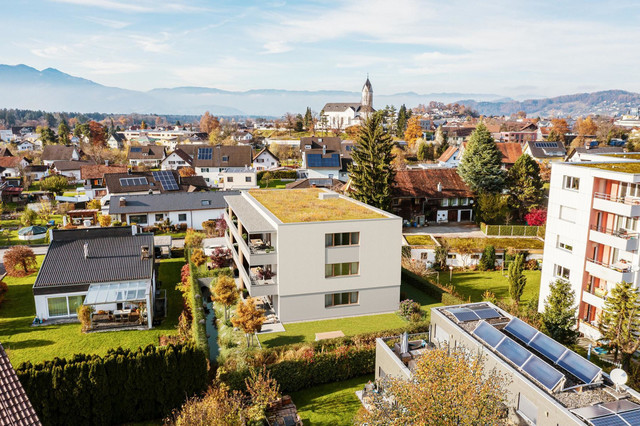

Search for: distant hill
xmin=457 ymin=90 xmax=640 ymax=117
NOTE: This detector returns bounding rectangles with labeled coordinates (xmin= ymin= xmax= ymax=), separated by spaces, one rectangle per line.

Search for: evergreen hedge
xmin=257 ymin=170 xmax=297 ymax=180
xmin=186 ymin=251 xmax=209 ymax=357
xmin=16 ymin=344 xmax=208 ymax=426
xmin=401 ymin=268 xmax=466 ymax=306
xmin=481 ymin=222 xmax=539 ymax=237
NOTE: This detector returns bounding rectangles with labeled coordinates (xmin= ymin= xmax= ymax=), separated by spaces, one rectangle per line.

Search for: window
xmin=441 ymin=199 xmax=449 ymax=207
xmin=155 ymin=213 xmax=164 ymax=222
xmin=554 ymin=264 xmax=570 ymax=280
xmin=420 ymin=252 xmax=429 ymax=260
xmin=47 ymin=297 xmax=69 ymax=317
xmin=325 ymin=232 xmax=360 ymax=247
xmin=129 ymin=214 xmax=148 ymax=225
xmin=557 ymin=237 xmax=573 ymax=252
xmin=245 ymin=176 xmax=252 ymax=182
xmin=204 ymin=178 xmax=210 ymax=182
xmin=447 ymin=254 xmax=456 ymax=259
xmin=324 ymin=291 xmax=359 ymax=307
xmin=201 ymin=168 xmax=210 ymax=173
xmin=201 ymin=200 xmax=211 ymax=206
xmin=461 ymin=198 xmax=469 ymax=206
xmin=178 ymin=213 xmax=187 ymax=222
xmin=222 ymin=156 xmax=229 ymax=162
xmin=471 ymin=254 xmax=480 ymax=260
xmin=563 ymin=175 xmax=580 ymax=191
xmin=325 ymin=262 xmax=359 ymax=277
xmin=517 ymin=393 xmax=538 ymax=425
xmin=559 ymin=206 xmax=576 ymax=223
xmin=451 ymin=198 xmax=458 ymax=206
xmin=227 ymin=176 xmax=234 ymax=182
xmin=68 ymin=296 xmax=84 ymax=314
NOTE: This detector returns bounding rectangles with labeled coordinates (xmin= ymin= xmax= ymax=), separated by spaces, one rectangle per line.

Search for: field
xmin=0 ymin=256 xmax=185 ymax=366
xmin=438 ymin=269 xmax=541 ymax=305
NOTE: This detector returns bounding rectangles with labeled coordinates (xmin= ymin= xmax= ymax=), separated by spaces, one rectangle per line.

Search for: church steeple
xmin=361 ymin=75 xmax=373 ymax=108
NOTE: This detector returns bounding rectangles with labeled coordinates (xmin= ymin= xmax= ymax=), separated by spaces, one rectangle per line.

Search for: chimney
xmin=105 ymin=160 xmax=109 ymax=166
xmin=83 ymin=243 xmax=89 ymax=259
xmin=322 ymin=145 xmax=327 ymax=155
xmin=141 ymin=245 xmax=150 ymax=259
xmin=119 ymin=197 xmax=126 ymax=207
xmin=131 ymin=224 xmax=138 ymax=235
xmin=437 ymin=182 xmax=442 ymax=192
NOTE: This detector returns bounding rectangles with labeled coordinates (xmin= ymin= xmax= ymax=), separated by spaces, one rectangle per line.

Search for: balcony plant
xmin=256 ymin=268 xmax=275 ymax=281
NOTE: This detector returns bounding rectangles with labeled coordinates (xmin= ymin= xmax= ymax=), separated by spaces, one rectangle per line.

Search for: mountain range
xmin=1 ymin=64 xmax=638 ymax=117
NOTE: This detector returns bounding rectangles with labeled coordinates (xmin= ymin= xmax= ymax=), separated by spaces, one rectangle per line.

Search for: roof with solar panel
xmin=192 ymin=145 xmax=253 ymax=168
xmin=104 ymin=170 xmax=208 ymax=194
xmin=435 ymin=303 xmax=640 ymax=424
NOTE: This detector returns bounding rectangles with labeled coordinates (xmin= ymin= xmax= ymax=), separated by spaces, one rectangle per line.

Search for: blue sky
xmin=2 ymin=0 xmax=640 ymax=98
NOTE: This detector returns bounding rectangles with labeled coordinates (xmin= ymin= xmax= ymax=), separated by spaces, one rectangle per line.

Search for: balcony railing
xmin=590 ymin=225 xmax=638 ymax=240
xmin=249 ymin=239 xmax=275 ymax=255
xmin=586 ymin=258 xmax=632 ymax=273
xmin=594 ymin=192 xmax=640 ymax=206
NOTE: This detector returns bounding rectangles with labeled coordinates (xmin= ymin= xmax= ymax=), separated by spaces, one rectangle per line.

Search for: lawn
xmin=437 ymin=269 xmax=541 ymax=305
xmin=258 ymin=281 xmax=441 ymax=348
xmin=404 ymin=234 xmax=437 ymax=247
xmin=0 ymin=257 xmax=185 ymax=366
xmin=258 ymin=179 xmax=288 ymax=189
xmin=291 ymin=375 xmax=372 ymax=425
xmin=437 ymin=237 xmax=544 ymax=250
xmin=0 ymin=215 xmax=65 ymax=246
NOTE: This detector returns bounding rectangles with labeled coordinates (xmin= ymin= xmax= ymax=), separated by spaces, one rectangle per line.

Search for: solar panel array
xmin=446 ymin=305 xmax=502 ymax=323
xmin=130 ymin=147 xmax=142 ymax=152
xmin=119 ymin=177 xmax=148 ymax=186
xmin=572 ymin=399 xmax=640 ymax=426
xmin=534 ymin=142 xmax=558 ymax=148
xmin=472 ymin=321 xmax=566 ymax=392
xmin=152 ymin=171 xmax=179 ymax=191
xmin=197 ymin=147 xmax=213 ymax=160
xmin=306 ymin=153 xmax=341 ymax=168
xmin=504 ymin=317 xmax=602 ymax=384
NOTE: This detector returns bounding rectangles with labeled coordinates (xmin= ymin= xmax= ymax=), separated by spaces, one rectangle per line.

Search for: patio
xmin=83 ymin=281 xmax=155 ymax=331
xmin=256 ymin=295 xmax=285 ymax=333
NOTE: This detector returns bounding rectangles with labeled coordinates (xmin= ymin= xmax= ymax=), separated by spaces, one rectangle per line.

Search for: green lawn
xmin=437 ymin=269 xmax=541 ymax=305
xmin=258 ymin=281 xmax=441 ymax=348
xmin=437 ymin=237 xmax=544 ymax=250
xmin=0 ymin=257 xmax=185 ymax=366
xmin=291 ymin=375 xmax=372 ymax=425
xmin=258 ymin=179 xmax=288 ymax=189
xmin=0 ymin=215 xmax=64 ymax=246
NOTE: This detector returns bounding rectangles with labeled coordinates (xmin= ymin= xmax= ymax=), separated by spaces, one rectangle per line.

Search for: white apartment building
xmin=540 ymin=160 xmax=640 ymax=340
xmin=224 ymin=188 xmax=401 ymax=323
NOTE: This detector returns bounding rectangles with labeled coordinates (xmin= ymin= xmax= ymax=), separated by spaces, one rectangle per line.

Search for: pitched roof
xmin=24 ymin=165 xmax=49 ymax=173
xmin=392 ymin=169 xmax=474 ymax=199
xmin=252 ymin=147 xmax=279 ymax=162
xmin=53 ymin=160 xmax=95 ymax=171
xmin=109 ymin=191 xmax=238 ymax=215
xmin=0 ymin=157 xmax=24 ymax=168
xmin=0 ymin=343 xmax=40 ymax=426
xmin=80 ymin=164 xmax=128 ymax=180
xmin=322 ymin=103 xmax=361 ymax=113
xmin=41 ymin=145 xmax=77 ymax=162
xmin=0 ymin=146 xmax=13 ymax=157
xmin=33 ymin=227 xmax=154 ymax=294
xmin=496 ymin=142 xmax=523 ymax=165
xmin=192 ymin=145 xmax=253 ymax=168
xmin=174 ymin=144 xmax=202 ymax=159
xmin=438 ymin=146 xmax=459 ymax=163
xmin=127 ymin=146 xmax=165 ymax=160
xmin=524 ymin=141 xmax=567 ymax=159
xmin=109 ymin=133 xmax=126 ymax=142
xmin=104 ymin=170 xmax=207 ymax=194
xmin=164 ymin=148 xmax=193 ymax=165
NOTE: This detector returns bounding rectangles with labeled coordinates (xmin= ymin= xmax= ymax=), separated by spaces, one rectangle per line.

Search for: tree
xmin=184 ymin=229 xmax=204 ymax=249
xmin=4 ymin=246 xmax=37 ymax=277
xmin=40 ymin=175 xmax=69 ymax=195
xmin=599 ymin=281 xmax=640 ymax=369
xmin=508 ymin=254 xmax=527 ymax=304
xmin=345 ymin=125 xmax=361 ymax=140
xmin=524 ymin=208 xmax=547 ymax=226
xmin=178 ymin=167 xmax=196 ymax=177
xmin=404 ymin=115 xmax=422 ymax=148
xmin=38 ymin=201 xmax=54 ymax=223
xmin=416 ymin=141 xmax=434 ymax=161
xmin=355 ymin=347 xmax=508 ymax=425
xmin=506 ymin=154 xmax=543 ymax=220
xmin=262 ymin=171 xmax=273 ymax=188
xmin=199 ymin=111 xmax=220 ymax=135
xmin=169 ymin=383 xmax=246 ymax=426
xmin=87 ymin=199 xmax=102 ymax=210
xmin=549 ymin=118 xmax=569 ymax=142
xmin=191 ymin=248 xmax=207 ymax=267
xmin=457 ymin=123 xmax=505 ymax=193
xmin=572 ymin=116 xmax=598 ymax=147
xmin=212 ymin=275 xmax=238 ymax=321
xmin=20 ymin=208 xmax=38 ymax=227
xmin=303 ymin=107 xmax=313 ymax=130
xmin=88 ymin=121 xmax=107 ymax=146
xmin=348 ymin=115 xmax=395 ymax=211
xmin=231 ymin=297 xmax=265 ymax=347
xmin=201 ymin=220 xmax=217 ymax=237
xmin=37 ymin=126 xmax=57 ymax=145
xmin=210 ymin=247 xmax=231 ymax=269
xmin=478 ymin=245 xmax=496 ymax=271
xmin=283 ymin=113 xmax=296 ymax=136
xmin=244 ymin=368 xmax=281 ymax=423
xmin=58 ymin=120 xmax=70 ymax=144
xmin=98 ymin=214 xmax=112 ymax=227
xmin=541 ymin=279 xmax=579 ymax=345
xmin=140 ymin=120 xmax=147 ymax=130
xmin=476 ymin=192 xmax=508 ymax=224
xmin=396 ymin=104 xmax=410 ymax=137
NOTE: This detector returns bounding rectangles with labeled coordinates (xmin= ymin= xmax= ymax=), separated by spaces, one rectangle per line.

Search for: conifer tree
xmin=348 ymin=115 xmax=395 ymax=211
xmin=396 ymin=104 xmax=409 ymax=137
xmin=58 ymin=119 xmax=70 ymax=144
xmin=599 ymin=281 xmax=640 ymax=369
xmin=457 ymin=122 xmax=505 ymax=193
xmin=508 ymin=254 xmax=527 ymax=304
xmin=541 ymin=279 xmax=578 ymax=345
xmin=507 ymin=154 xmax=543 ymax=220
xmin=303 ymin=107 xmax=312 ymax=130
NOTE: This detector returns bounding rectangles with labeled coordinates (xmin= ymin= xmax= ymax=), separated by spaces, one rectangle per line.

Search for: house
xmin=495 ymin=123 xmax=538 ymax=143
xmin=0 ymin=146 xmax=12 ymax=157
xmin=81 ymin=164 xmax=128 ymax=199
xmin=565 ymin=146 xmax=626 ymax=162
xmin=16 ymin=140 xmax=35 ymax=152
xmin=523 ymin=141 xmax=567 ymax=163
xmin=539 ymin=159 xmax=640 ymax=340
xmin=220 ymin=167 xmax=258 ymax=190
xmin=192 ymin=145 xmax=253 ymax=187
xmin=252 ymin=147 xmax=280 ymax=171
xmin=32 ymin=227 xmax=156 ymax=329
xmin=160 ymin=148 xmax=193 ymax=171
xmin=127 ymin=146 xmax=166 ymax=168
xmin=172 ymin=143 xmax=203 ymax=160
xmin=224 ymin=188 xmax=401 ymax=323
xmin=23 ymin=165 xmax=49 ymax=180
xmin=109 ymin=191 xmax=237 ymax=229
xmin=437 ymin=146 xmax=462 ymax=168
xmin=300 ymin=136 xmax=351 ymax=181
xmin=0 ymin=156 xmax=29 ymax=177
xmin=0 ymin=180 xmax=23 ymax=203
xmin=107 ymin=133 xmax=126 ymax=150
xmin=372 ymin=302 xmax=638 ymax=425
xmin=52 ymin=160 xmax=96 ymax=182
xmin=0 ymin=129 xmax=15 ymax=142
xmin=233 ymin=131 xmax=253 ymax=143
xmin=104 ymin=170 xmax=207 ymax=199
xmin=321 ymin=77 xmax=375 ymax=130
xmin=41 ymin=145 xmax=81 ymax=166
xmin=441 ymin=126 xmax=475 ymax=145
xmin=496 ymin=142 xmax=523 ymax=169
xmin=392 ymin=169 xmax=474 ymax=225
xmin=0 ymin=342 xmax=41 ymax=425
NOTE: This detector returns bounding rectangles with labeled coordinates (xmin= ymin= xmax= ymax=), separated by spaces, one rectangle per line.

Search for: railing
xmin=586 ymin=258 xmax=632 ymax=273
xmin=594 ymin=192 xmax=640 ymax=206
xmin=248 ymin=272 xmax=277 ymax=287
xmin=590 ymin=224 xmax=639 ymax=240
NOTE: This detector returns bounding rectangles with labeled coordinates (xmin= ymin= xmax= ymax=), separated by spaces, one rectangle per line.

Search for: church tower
xmin=361 ymin=76 xmax=373 ymax=109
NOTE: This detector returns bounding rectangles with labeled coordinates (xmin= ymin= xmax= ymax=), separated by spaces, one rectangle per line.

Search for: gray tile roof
xmin=192 ymin=145 xmax=253 ymax=168
xmin=33 ymin=227 xmax=154 ymax=295
xmin=41 ymin=145 xmax=78 ymax=162
xmin=127 ymin=146 xmax=165 ymax=160
xmin=104 ymin=171 xmax=208 ymax=194
xmin=52 ymin=160 xmax=95 ymax=171
xmin=0 ymin=343 xmax=41 ymax=426
xmin=109 ymin=191 xmax=237 ymax=215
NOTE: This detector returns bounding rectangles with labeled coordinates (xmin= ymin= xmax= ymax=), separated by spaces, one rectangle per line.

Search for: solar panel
xmin=504 ymin=318 xmax=538 ymax=344
xmin=197 ymin=147 xmax=213 ymax=160
xmin=557 ymin=350 xmax=602 ymax=384
xmin=152 ymin=171 xmax=179 ymax=191
xmin=529 ymin=332 xmax=568 ymax=362
xmin=447 ymin=307 xmax=479 ymax=322
xmin=572 ymin=404 xmax=614 ymax=420
xmin=590 ymin=415 xmax=628 ymax=426
xmin=495 ymin=337 xmax=532 ymax=367
xmin=534 ymin=142 xmax=558 ymax=148
xmin=130 ymin=147 xmax=142 ymax=152
xmin=472 ymin=321 xmax=505 ymax=348
xmin=474 ymin=308 xmax=502 ymax=319
xmin=600 ymin=400 xmax=640 ymax=414
xmin=307 ymin=153 xmax=341 ymax=168
xmin=521 ymin=356 xmax=565 ymax=392
xmin=119 ymin=177 xmax=148 ymax=186
xmin=620 ymin=409 xmax=640 ymax=424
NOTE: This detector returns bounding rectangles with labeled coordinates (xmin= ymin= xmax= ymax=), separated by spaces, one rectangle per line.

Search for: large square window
xmin=178 ymin=214 xmax=187 ymax=222
xmin=48 ymin=297 xmax=68 ymax=317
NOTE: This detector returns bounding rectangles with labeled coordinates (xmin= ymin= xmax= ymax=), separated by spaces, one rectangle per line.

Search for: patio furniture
xmin=114 ymin=309 xmax=131 ymax=322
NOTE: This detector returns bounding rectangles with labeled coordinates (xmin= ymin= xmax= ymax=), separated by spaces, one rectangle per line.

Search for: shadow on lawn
xmin=260 ymin=334 xmax=305 ymax=347
xmin=3 ymin=338 xmax=55 ymax=350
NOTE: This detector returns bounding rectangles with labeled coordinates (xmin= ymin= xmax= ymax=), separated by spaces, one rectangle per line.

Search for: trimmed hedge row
xmin=186 ymin=250 xmax=209 ymax=357
xmin=257 ymin=170 xmax=297 ymax=180
xmin=481 ymin=222 xmax=539 ymax=237
xmin=17 ymin=344 xmax=208 ymax=426
xmin=401 ymin=268 xmax=466 ymax=306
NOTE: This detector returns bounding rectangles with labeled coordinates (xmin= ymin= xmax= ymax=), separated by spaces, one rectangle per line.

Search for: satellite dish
xmin=610 ymin=368 xmax=628 ymax=391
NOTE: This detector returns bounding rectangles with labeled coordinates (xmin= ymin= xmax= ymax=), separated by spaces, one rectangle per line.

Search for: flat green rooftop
xmin=249 ymin=188 xmax=388 ymax=223
xmin=576 ymin=162 xmax=640 ymax=173
xmin=600 ymin=153 xmax=640 ymax=160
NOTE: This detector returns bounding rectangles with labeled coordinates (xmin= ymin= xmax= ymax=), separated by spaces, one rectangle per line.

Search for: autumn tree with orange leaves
xmin=200 ymin=112 xmax=220 ymax=135
xmin=403 ymin=115 xmax=423 ymax=149
xmin=178 ymin=167 xmax=196 ymax=177
xmin=3 ymin=246 xmax=37 ymax=277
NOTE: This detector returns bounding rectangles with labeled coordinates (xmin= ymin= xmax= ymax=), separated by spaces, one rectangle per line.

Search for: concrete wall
xmin=374 ymin=338 xmax=411 ymax=381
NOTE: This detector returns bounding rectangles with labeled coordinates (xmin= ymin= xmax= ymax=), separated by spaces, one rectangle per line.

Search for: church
xmin=321 ymin=77 xmax=375 ymax=130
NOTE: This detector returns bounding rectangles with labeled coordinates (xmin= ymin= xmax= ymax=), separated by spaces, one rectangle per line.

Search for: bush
xmin=525 ymin=259 xmax=539 ymax=270
xmin=257 ymin=170 xmax=297 ymax=181
xmin=77 ymin=305 xmax=93 ymax=332
xmin=17 ymin=344 xmax=207 ymax=426
xmin=398 ymin=299 xmax=420 ymax=319
xmin=3 ymin=246 xmax=37 ymax=277
xmin=185 ymin=250 xmax=209 ymax=357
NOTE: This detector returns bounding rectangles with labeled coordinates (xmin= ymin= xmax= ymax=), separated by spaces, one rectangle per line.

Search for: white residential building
xmin=220 ymin=167 xmax=258 ymax=190
xmin=224 ymin=188 xmax=401 ymax=323
xmin=321 ymin=77 xmax=375 ymax=131
xmin=252 ymin=147 xmax=280 ymax=171
xmin=192 ymin=145 xmax=253 ymax=188
xmin=160 ymin=149 xmax=192 ymax=171
xmin=539 ymin=159 xmax=640 ymax=340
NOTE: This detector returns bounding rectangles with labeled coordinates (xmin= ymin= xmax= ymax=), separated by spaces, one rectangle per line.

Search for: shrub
xmin=3 ymin=246 xmax=37 ymax=277
xmin=184 ymin=229 xmax=204 ymax=249
xmin=77 ymin=305 xmax=94 ymax=332
xmin=525 ymin=259 xmax=539 ymax=270
xmin=98 ymin=215 xmax=111 ymax=227
xmin=257 ymin=170 xmax=297 ymax=180
xmin=398 ymin=299 xmax=420 ymax=319
xmin=20 ymin=208 xmax=38 ymax=227
xmin=40 ymin=175 xmax=69 ymax=195
xmin=525 ymin=208 xmax=547 ymax=226
xmin=477 ymin=245 xmax=496 ymax=271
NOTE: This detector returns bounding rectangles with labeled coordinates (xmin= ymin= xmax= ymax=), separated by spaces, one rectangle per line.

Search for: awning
xmin=84 ymin=281 xmax=149 ymax=305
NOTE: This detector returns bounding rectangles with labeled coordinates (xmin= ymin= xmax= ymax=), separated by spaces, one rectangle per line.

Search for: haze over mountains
xmin=1 ymin=64 xmax=639 ymax=118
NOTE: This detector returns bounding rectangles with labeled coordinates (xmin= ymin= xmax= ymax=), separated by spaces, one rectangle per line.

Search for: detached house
xmin=523 ymin=141 xmax=567 ymax=163
xmin=81 ymin=164 xmax=128 ymax=199
xmin=160 ymin=148 xmax=193 ymax=171
xmin=104 ymin=170 xmax=208 ymax=199
xmin=52 ymin=160 xmax=96 ymax=182
xmin=0 ymin=156 xmax=30 ymax=177
xmin=252 ymin=147 xmax=280 ymax=171
xmin=41 ymin=145 xmax=81 ymax=166
xmin=127 ymin=146 xmax=166 ymax=168
xmin=300 ymin=137 xmax=352 ymax=182
xmin=495 ymin=142 xmax=523 ymax=169
xmin=437 ymin=146 xmax=462 ymax=168
xmin=193 ymin=145 xmax=253 ymax=187
xmin=107 ymin=133 xmax=126 ymax=150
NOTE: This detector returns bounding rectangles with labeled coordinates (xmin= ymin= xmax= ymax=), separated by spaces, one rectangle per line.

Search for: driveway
xmin=403 ymin=223 xmax=485 ymax=238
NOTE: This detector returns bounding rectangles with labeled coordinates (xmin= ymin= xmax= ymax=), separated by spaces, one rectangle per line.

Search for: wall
xmin=124 ymin=208 xmax=224 ymax=230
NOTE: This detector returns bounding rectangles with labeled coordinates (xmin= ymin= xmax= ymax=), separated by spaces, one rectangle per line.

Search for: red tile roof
xmin=0 ymin=157 xmax=23 ymax=168
xmin=0 ymin=343 xmax=40 ymax=425
xmin=437 ymin=146 xmax=459 ymax=163
xmin=80 ymin=164 xmax=128 ymax=180
xmin=393 ymin=169 xmax=473 ymax=199
xmin=496 ymin=142 xmax=523 ymax=165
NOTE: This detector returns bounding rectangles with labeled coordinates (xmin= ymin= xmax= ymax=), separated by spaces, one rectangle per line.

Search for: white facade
xmin=118 ymin=208 xmax=224 ymax=230
xmin=0 ymin=130 xmax=15 ymax=142
xmin=17 ymin=141 xmax=34 ymax=152
xmin=252 ymin=150 xmax=280 ymax=171
xmin=196 ymin=166 xmax=224 ymax=187
xmin=220 ymin=169 xmax=258 ymax=191
xmin=160 ymin=152 xmax=190 ymax=170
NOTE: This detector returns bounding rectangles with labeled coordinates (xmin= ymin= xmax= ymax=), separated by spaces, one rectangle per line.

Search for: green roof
xmin=249 ymin=188 xmax=388 ymax=223
xmin=600 ymin=153 xmax=640 ymax=159
xmin=576 ymin=162 xmax=640 ymax=174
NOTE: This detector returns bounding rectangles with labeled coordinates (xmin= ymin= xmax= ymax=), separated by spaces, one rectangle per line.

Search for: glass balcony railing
xmin=590 ymin=225 xmax=638 ymax=240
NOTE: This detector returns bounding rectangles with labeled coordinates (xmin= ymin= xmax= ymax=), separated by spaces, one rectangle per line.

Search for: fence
xmin=480 ymin=222 xmax=541 ymax=237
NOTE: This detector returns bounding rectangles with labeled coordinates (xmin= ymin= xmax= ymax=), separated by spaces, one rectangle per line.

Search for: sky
xmin=2 ymin=0 xmax=640 ymax=98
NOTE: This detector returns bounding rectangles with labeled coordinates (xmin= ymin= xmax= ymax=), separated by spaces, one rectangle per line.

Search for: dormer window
xmin=305 ymin=145 xmax=312 ymax=149
xmin=222 ymin=156 xmax=229 ymax=162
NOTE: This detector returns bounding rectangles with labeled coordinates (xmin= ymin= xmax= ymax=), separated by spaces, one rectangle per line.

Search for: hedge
xmin=186 ymin=250 xmax=209 ymax=358
xmin=401 ymin=268 xmax=466 ymax=306
xmin=257 ymin=170 xmax=297 ymax=180
xmin=16 ymin=344 xmax=208 ymax=426
xmin=480 ymin=222 xmax=539 ymax=237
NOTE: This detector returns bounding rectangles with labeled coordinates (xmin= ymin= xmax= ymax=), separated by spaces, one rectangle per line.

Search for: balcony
xmin=585 ymin=258 xmax=634 ymax=283
xmin=582 ymin=290 xmax=605 ymax=309
xmin=589 ymin=225 xmax=639 ymax=252
xmin=248 ymin=269 xmax=278 ymax=297
xmin=248 ymin=238 xmax=277 ymax=265
xmin=593 ymin=193 xmax=640 ymax=217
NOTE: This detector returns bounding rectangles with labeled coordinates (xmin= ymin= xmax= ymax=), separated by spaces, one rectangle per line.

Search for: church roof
xmin=363 ymin=77 xmax=372 ymax=91
xmin=322 ymin=103 xmax=362 ymax=112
